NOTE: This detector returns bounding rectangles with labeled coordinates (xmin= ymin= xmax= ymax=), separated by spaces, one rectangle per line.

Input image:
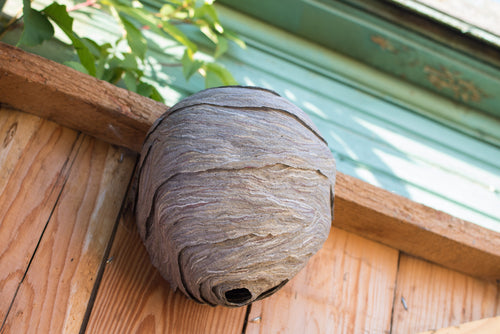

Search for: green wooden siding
xmin=220 ymin=0 xmax=500 ymax=126
xmin=2 ymin=1 xmax=500 ymax=232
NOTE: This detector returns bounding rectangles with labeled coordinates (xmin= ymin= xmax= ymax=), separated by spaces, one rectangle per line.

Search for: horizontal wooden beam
xmin=1 ymin=42 xmax=499 ymax=280
xmin=0 ymin=42 xmax=165 ymax=152
xmin=334 ymin=173 xmax=500 ymax=280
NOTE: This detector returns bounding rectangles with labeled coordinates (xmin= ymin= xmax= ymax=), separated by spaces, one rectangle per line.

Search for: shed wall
xmin=0 ymin=107 xmax=498 ymax=334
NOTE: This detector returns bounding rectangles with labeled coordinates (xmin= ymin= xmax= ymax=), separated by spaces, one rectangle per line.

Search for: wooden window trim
xmin=1 ymin=42 xmax=498 ymax=280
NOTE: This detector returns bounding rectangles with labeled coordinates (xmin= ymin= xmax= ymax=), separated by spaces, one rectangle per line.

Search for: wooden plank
xmin=0 ymin=108 xmax=80 ymax=322
xmin=334 ymin=172 xmax=500 ymax=280
xmin=246 ymin=228 xmax=399 ymax=334
xmin=85 ymin=208 xmax=247 ymax=334
xmin=391 ymin=254 xmax=500 ymax=334
xmin=0 ymin=42 xmax=165 ymax=152
xmin=1 ymin=43 xmax=499 ymax=279
xmin=0 ymin=136 xmax=136 ymax=333
xmin=418 ymin=316 xmax=500 ymax=334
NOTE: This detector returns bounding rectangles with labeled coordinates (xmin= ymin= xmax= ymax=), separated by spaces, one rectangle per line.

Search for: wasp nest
xmin=135 ymin=86 xmax=336 ymax=307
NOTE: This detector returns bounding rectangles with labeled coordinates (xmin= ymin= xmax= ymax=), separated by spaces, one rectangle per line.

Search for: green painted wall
xmin=220 ymin=0 xmax=500 ymax=125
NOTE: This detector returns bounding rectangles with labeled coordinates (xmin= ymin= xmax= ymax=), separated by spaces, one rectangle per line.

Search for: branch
xmin=66 ymin=0 xmax=99 ymax=12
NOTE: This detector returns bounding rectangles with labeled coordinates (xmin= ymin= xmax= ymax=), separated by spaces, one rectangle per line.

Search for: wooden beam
xmin=1 ymin=42 xmax=499 ymax=280
xmin=334 ymin=173 xmax=500 ymax=280
xmin=0 ymin=42 xmax=165 ymax=152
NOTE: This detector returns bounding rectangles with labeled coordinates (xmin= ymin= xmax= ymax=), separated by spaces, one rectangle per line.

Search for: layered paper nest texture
xmin=136 ymin=86 xmax=336 ymax=307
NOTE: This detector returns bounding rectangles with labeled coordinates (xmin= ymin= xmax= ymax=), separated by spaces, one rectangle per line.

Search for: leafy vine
xmin=1 ymin=0 xmax=244 ymax=102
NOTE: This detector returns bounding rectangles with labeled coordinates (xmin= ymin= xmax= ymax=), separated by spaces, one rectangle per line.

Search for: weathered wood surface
xmin=1 ymin=134 xmax=135 ymax=333
xmin=418 ymin=316 xmax=500 ymax=334
xmin=334 ymin=172 xmax=500 ymax=280
xmin=1 ymin=43 xmax=498 ymax=280
xmin=0 ymin=42 xmax=164 ymax=152
xmin=0 ymin=108 xmax=80 ymax=322
xmin=85 ymin=207 xmax=247 ymax=334
xmin=391 ymin=254 xmax=500 ymax=334
xmin=0 ymin=108 xmax=498 ymax=333
xmin=246 ymin=228 xmax=399 ymax=334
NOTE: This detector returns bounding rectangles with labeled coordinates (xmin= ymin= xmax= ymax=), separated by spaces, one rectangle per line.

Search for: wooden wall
xmin=1 ymin=107 xmax=498 ymax=333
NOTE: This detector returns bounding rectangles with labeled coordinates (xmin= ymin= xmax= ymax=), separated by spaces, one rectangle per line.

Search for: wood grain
xmin=85 ymin=208 xmax=247 ymax=334
xmin=1 ymin=43 xmax=499 ymax=280
xmin=418 ymin=316 xmax=500 ymax=334
xmin=0 ymin=42 xmax=165 ymax=152
xmin=245 ymin=228 xmax=399 ymax=334
xmin=0 ymin=108 xmax=79 ymax=322
xmin=334 ymin=172 xmax=500 ymax=280
xmin=0 ymin=136 xmax=136 ymax=333
xmin=391 ymin=254 xmax=500 ymax=334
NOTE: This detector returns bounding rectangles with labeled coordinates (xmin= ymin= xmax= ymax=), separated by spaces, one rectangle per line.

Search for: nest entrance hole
xmin=225 ymin=288 xmax=252 ymax=304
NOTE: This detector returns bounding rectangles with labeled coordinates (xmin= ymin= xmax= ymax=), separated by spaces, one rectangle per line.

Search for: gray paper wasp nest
xmin=135 ymin=86 xmax=336 ymax=307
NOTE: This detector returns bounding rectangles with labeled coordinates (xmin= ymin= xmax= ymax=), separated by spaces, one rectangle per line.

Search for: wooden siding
xmin=0 ymin=108 xmax=136 ymax=333
xmin=219 ymin=0 xmax=500 ymax=122
xmin=0 ymin=105 xmax=498 ymax=333
xmin=1 ymin=68 xmax=499 ymax=333
xmin=392 ymin=255 xmax=500 ymax=333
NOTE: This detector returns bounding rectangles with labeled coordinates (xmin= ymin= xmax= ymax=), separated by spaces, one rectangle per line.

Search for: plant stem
xmin=159 ymin=62 xmax=182 ymax=67
xmin=0 ymin=8 xmax=23 ymax=40
xmin=67 ymin=0 xmax=97 ymax=12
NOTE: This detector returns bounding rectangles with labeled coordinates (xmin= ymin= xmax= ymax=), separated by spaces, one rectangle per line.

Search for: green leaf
xmin=81 ymin=38 xmax=102 ymax=58
xmin=167 ymin=0 xmax=184 ymax=5
xmin=122 ymin=53 xmax=140 ymax=72
xmin=43 ymin=3 xmax=96 ymax=76
xmin=137 ymin=82 xmax=153 ymax=97
xmin=214 ymin=36 xmax=228 ymax=58
xmin=119 ymin=5 xmax=158 ymax=29
xmin=193 ymin=4 xmax=218 ymax=23
xmin=95 ymin=43 xmax=112 ymax=79
xmin=109 ymin=2 xmax=160 ymax=34
xmin=101 ymin=56 xmax=124 ymax=83
xmin=136 ymin=81 xmax=163 ymax=102
xmin=199 ymin=23 xmax=218 ymax=44
xmin=110 ymin=2 xmax=197 ymax=52
xmin=204 ymin=70 xmax=221 ymax=88
xmin=123 ymin=70 xmax=137 ymax=91
xmin=0 ymin=0 xmax=8 ymax=11
xmin=161 ymin=20 xmax=197 ymax=52
xmin=204 ymin=62 xmax=238 ymax=88
xmin=119 ymin=15 xmax=147 ymax=59
xmin=64 ymin=61 xmax=89 ymax=75
xmin=224 ymin=30 xmax=246 ymax=49
xmin=18 ymin=0 xmax=54 ymax=47
xmin=181 ymin=49 xmax=203 ymax=80
xmin=159 ymin=4 xmax=175 ymax=17
xmin=69 ymin=41 xmax=97 ymax=77
xmin=149 ymin=85 xmax=164 ymax=102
